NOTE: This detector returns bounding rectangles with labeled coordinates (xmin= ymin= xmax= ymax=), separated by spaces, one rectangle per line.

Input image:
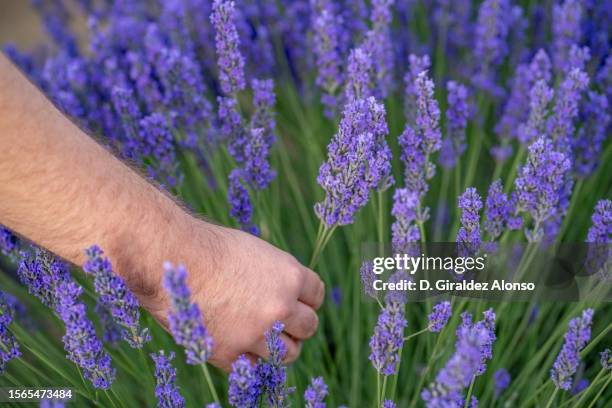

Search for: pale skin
xmin=0 ymin=54 xmax=324 ymax=371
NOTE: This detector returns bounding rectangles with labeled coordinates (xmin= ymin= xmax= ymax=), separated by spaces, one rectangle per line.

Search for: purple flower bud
xmin=369 ymin=301 xmax=407 ymax=376
xmin=440 ymin=81 xmax=469 ymax=169
xmin=552 ymin=0 xmax=583 ymax=74
xmin=17 ymin=249 xmax=71 ymax=309
xmin=315 ymin=97 xmax=391 ymax=226
xmin=251 ymin=79 xmax=277 ymax=148
xmin=571 ymin=378 xmax=589 ymax=395
xmin=587 ymin=200 xmax=612 ymax=243
xmin=245 ymin=128 xmax=276 ymax=191
xmin=345 ymin=47 xmax=373 ymax=102
xmin=218 ymin=96 xmax=247 ymax=164
xmin=0 ymin=291 xmax=21 ymax=374
xmin=83 ymin=245 xmax=150 ymax=348
xmin=0 ymin=226 xmax=19 ymax=257
xmin=56 ymin=281 xmax=116 ymax=389
xmin=391 ymin=188 xmax=421 ymax=255
xmin=404 ymin=54 xmax=431 ymax=124
xmin=163 ymin=263 xmax=213 ymax=365
xmin=574 ymin=91 xmax=609 ymax=178
xmin=383 ymin=400 xmax=396 ymax=408
xmin=227 ymin=169 xmax=259 ymax=235
xmin=304 ymin=376 xmax=328 ymax=408
xmin=428 ymin=301 xmax=452 ymax=332
xmin=457 ymin=188 xmax=483 ymax=255
xmin=517 ymin=79 xmax=554 ymax=146
xmin=360 ymin=261 xmax=378 ymax=300
xmin=311 ymin=0 xmax=344 ymax=117
xmin=151 ymin=351 xmax=186 ymax=408
xmin=257 ymin=321 xmax=294 ymax=406
xmin=422 ymin=324 xmax=490 ymax=407
xmin=494 ymin=368 xmax=510 ymax=397
xmin=139 ymin=113 xmax=181 ymax=187
xmin=601 ymin=348 xmax=611 ymax=370
xmin=484 ymin=180 xmax=511 ymax=241
xmin=514 ymin=137 xmax=571 ymax=242
xmin=457 ymin=310 xmax=496 ymax=376
xmin=228 ymin=354 xmax=261 ymax=408
xmin=551 ymin=309 xmax=594 ymax=390
xmin=365 ymin=0 xmax=395 ymax=98
xmin=211 ymin=0 xmax=246 ymax=95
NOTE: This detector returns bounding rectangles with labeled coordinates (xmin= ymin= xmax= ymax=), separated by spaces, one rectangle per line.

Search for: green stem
xmin=586 ymin=372 xmax=611 ymax=408
xmin=381 ymin=375 xmax=389 ymax=405
xmin=544 ymin=387 xmax=559 ymax=408
xmin=572 ymin=368 xmax=606 ymax=408
xmin=377 ymin=372 xmax=382 ymax=407
xmin=201 ymin=364 xmax=220 ymax=404
xmin=463 ymin=377 xmax=476 ymax=408
xmin=403 ymin=327 xmax=430 ymax=342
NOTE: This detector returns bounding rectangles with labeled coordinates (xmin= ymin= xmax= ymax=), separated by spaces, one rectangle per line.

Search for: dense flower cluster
xmin=163 ymin=263 xmax=213 ymax=365
xmin=83 ymin=245 xmax=150 ymax=348
xmin=369 ymin=301 xmax=407 ymax=376
xmin=228 ymin=355 xmax=260 ymax=408
xmin=315 ymin=97 xmax=392 ymax=226
xmin=0 ymin=290 xmax=21 ymax=374
xmin=428 ymin=301 xmax=452 ymax=333
xmin=484 ymin=180 xmax=511 ymax=242
xmin=457 ymin=188 xmax=483 ymax=255
xmin=0 ymin=226 xmax=19 ymax=257
xmin=551 ymin=309 xmax=594 ymax=390
xmin=151 ymin=351 xmax=186 ymax=408
xmin=304 ymin=376 xmax=328 ymax=408
xmin=440 ymin=81 xmax=469 ymax=169
xmin=56 ymin=281 xmax=115 ymax=389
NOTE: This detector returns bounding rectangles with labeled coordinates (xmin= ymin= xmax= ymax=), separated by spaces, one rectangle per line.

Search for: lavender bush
xmin=0 ymin=1 xmax=611 ymax=407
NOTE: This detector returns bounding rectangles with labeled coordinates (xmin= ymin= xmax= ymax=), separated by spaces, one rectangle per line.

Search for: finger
xmin=299 ymin=267 xmax=325 ymax=309
xmin=284 ymin=301 xmax=319 ymax=340
xmin=251 ymin=332 xmax=302 ymax=363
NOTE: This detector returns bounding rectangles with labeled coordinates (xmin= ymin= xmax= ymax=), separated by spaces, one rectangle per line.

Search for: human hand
xmin=143 ymin=218 xmax=325 ymax=371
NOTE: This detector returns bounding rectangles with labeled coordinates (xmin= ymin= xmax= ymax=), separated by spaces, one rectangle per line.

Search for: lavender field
xmin=0 ymin=0 xmax=611 ymax=407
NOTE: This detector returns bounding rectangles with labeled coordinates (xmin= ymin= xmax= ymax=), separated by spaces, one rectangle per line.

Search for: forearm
xmin=0 ymin=54 xmax=215 ymax=303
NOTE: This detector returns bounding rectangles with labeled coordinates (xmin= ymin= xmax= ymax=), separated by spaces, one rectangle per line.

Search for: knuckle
xmin=271 ymin=301 xmax=292 ymax=321
xmin=303 ymin=311 xmax=319 ymax=337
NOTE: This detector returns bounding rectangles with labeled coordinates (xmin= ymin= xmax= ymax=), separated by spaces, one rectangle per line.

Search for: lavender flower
xmin=587 ymin=200 xmax=612 ymax=243
xmin=457 ymin=310 xmax=496 ymax=376
xmin=473 ymin=0 xmax=512 ymax=96
xmin=547 ymin=68 xmax=589 ymax=155
xmin=399 ymin=70 xmax=441 ymax=208
xmin=422 ymin=324 xmax=489 ymax=407
xmin=369 ymin=301 xmax=407 ymax=376
xmin=257 ymin=321 xmax=293 ymax=407
xmin=0 ymin=226 xmax=19 ymax=257
xmin=552 ymin=0 xmax=583 ymax=74
xmin=428 ymin=301 xmax=452 ymax=332
xmin=360 ymin=261 xmax=378 ymax=299
xmin=365 ymin=0 xmax=395 ymax=98
xmin=304 ymin=376 xmax=328 ymax=408
xmin=138 ymin=113 xmax=180 ymax=187
xmin=311 ymin=0 xmax=344 ymax=117
xmin=211 ymin=0 xmax=246 ymax=95
xmin=551 ymin=309 xmax=594 ymax=390
xmin=228 ymin=169 xmax=259 ymax=235
xmin=440 ymin=81 xmax=469 ymax=169
xmin=315 ymin=97 xmax=391 ymax=226
xmin=601 ymin=348 xmax=611 ymax=369
xmin=391 ymin=188 xmax=420 ymax=255
xmin=95 ymin=302 xmax=121 ymax=346
xmin=571 ymin=379 xmax=589 ymax=395
xmin=514 ymin=137 xmax=571 ymax=242
xmin=457 ymin=188 xmax=483 ymax=255
xmin=494 ymin=368 xmax=510 ymax=397
xmin=384 ymin=270 xmax=410 ymax=305
xmin=56 ymin=281 xmax=115 ymax=389
xmin=17 ymin=249 xmax=71 ymax=309
xmin=244 ymin=128 xmax=276 ymax=190
xmin=0 ymin=291 xmax=21 ymax=374
xmin=251 ymin=79 xmax=276 ymax=147
xmin=484 ymin=180 xmax=511 ymax=241
xmin=344 ymin=47 xmax=373 ymax=102
xmin=404 ymin=54 xmax=431 ymax=124
xmin=218 ymin=96 xmax=247 ymax=163
xmin=574 ymin=91 xmax=610 ymax=178
xmin=83 ymin=245 xmax=150 ymax=348
xmin=383 ymin=400 xmax=396 ymax=408
xmin=163 ymin=263 xmax=213 ymax=365
xmin=228 ymin=355 xmax=261 ymax=408
xmin=110 ymin=86 xmax=142 ymax=159
xmin=151 ymin=351 xmax=186 ymax=408
xmin=517 ymin=79 xmax=554 ymax=146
